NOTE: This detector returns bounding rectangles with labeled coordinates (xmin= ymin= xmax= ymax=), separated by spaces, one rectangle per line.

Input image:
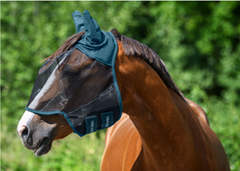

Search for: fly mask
xmin=25 ymin=10 xmax=122 ymax=136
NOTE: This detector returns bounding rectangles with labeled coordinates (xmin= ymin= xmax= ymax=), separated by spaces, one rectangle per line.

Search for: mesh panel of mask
xmin=27 ymin=47 xmax=120 ymax=135
xmin=27 ymin=48 xmax=76 ymax=107
xmin=67 ymin=87 xmax=120 ymax=134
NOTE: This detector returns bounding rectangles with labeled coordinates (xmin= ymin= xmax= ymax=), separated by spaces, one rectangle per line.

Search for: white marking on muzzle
xmin=17 ymin=110 xmax=34 ymax=136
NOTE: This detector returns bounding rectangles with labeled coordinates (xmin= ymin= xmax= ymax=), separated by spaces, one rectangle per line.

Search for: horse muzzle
xmin=21 ymin=126 xmax=53 ymax=156
xmin=18 ymin=111 xmax=55 ymax=156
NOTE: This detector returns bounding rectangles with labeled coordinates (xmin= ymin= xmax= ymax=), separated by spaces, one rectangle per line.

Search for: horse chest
xmin=101 ymin=114 xmax=142 ymax=171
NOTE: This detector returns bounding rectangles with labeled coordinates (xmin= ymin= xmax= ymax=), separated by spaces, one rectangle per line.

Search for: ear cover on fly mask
xmin=73 ymin=10 xmax=116 ymax=66
xmin=71 ymin=10 xmax=122 ymax=135
xmin=25 ymin=10 xmax=122 ymax=137
xmin=72 ymin=10 xmax=85 ymax=33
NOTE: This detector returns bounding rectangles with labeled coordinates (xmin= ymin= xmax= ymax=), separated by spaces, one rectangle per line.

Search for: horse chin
xmin=34 ymin=138 xmax=53 ymax=157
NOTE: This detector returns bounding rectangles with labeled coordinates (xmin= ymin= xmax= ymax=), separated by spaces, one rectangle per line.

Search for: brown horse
xmin=17 ymin=29 xmax=229 ymax=170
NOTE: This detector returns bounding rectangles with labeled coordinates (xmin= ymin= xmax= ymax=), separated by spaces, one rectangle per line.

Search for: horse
xmin=17 ymin=28 xmax=229 ymax=170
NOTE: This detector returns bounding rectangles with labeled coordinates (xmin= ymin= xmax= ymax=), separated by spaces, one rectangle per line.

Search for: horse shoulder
xmin=197 ymin=117 xmax=230 ymax=171
xmin=186 ymin=100 xmax=230 ymax=170
xmin=167 ymin=88 xmax=229 ymax=170
xmin=101 ymin=113 xmax=142 ymax=171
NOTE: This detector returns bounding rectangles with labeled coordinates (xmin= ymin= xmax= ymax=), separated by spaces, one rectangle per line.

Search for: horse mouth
xmin=34 ymin=138 xmax=52 ymax=157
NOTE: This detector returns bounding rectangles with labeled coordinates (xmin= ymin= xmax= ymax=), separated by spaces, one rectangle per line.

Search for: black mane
xmin=111 ymin=28 xmax=185 ymax=100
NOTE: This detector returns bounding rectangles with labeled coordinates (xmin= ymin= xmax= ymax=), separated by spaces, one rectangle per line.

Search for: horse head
xmin=17 ymin=10 xmax=122 ymax=156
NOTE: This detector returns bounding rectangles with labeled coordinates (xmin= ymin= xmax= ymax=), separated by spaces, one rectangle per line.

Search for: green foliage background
xmin=1 ymin=2 xmax=240 ymax=171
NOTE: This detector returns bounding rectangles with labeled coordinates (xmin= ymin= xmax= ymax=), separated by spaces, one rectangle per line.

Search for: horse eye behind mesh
xmin=63 ymin=70 xmax=77 ymax=79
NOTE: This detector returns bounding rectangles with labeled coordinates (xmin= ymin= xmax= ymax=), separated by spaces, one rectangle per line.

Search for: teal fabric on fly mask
xmin=85 ymin=116 xmax=98 ymax=133
xmin=72 ymin=10 xmax=116 ymax=66
xmin=101 ymin=112 xmax=114 ymax=129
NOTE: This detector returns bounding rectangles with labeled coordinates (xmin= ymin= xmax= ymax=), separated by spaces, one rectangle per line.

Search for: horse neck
xmin=115 ymin=41 xmax=204 ymax=170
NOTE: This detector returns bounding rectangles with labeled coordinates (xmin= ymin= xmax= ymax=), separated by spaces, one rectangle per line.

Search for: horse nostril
xmin=21 ymin=126 xmax=29 ymax=138
xmin=21 ymin=126 xmax=33 ymax=146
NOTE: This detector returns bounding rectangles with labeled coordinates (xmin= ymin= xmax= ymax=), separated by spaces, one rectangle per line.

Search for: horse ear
xmin=83 ymin=10 xmax=103 ymax=44
xmin=72 ymin=10 xmax=85 ymax=33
